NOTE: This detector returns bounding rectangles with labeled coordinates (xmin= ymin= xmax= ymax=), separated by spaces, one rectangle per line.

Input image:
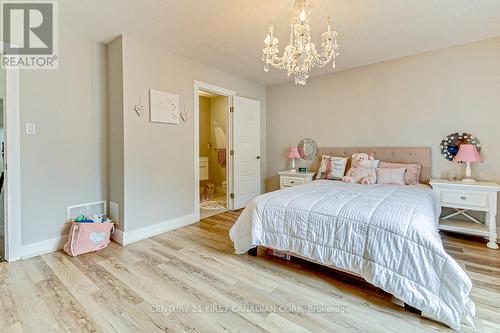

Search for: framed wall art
xmin=149 ymin=89 xmax=179 ymax=124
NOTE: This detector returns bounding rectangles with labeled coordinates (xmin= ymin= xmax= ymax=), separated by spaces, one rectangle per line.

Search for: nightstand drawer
xmin=440 ymin=190 xmax=488 ymax=208
xmin=282 ymin=177 xmax=304 ymax=187
xmin=430 ymin=178 xmax=500 ymax=249
xmin=278 ymin=171 xmax=315 ymax=189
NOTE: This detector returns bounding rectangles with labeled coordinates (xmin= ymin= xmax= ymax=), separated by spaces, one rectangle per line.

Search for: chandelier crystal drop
xmin=262 ymin=0 xmax=339 ymax=85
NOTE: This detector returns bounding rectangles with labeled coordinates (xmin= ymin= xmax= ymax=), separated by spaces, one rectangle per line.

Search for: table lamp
xmin=454 ymin=144 xmax=482 ymax=182
xmin=288 ymin=146 xmax=301 ymax=173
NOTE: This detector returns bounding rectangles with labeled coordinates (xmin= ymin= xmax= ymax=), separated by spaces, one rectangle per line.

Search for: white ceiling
xmin=61 ymin=0 xmax=500 ymax=86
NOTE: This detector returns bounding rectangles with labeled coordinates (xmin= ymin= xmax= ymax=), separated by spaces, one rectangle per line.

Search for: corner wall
xmin=106 ymin=36 xmax=125 ymax=232
xmin=19 ymin=28 xmax=108 ymax=247
xmin=111 ymin=36 xmax=266 ymax=235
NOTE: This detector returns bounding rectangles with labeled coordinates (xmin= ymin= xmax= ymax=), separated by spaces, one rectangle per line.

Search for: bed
xmin=229 ymin=147 xmax=475 ymax=330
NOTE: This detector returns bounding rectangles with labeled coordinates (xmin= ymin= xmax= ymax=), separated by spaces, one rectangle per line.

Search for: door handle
xmin=256 ymin=156 xmax=261 ymax=159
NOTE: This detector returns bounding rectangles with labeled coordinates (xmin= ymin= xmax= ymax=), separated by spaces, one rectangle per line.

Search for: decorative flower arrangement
xmin=440 ymin=132 xmax=481 ymax=161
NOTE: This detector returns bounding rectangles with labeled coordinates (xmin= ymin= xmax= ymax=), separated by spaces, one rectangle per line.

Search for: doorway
xmin=194 ymin=81 xmax=261 ymax=222
xmin=0 ymin=65 xmax=4 ymax=261
xmin=198 ymin=90 xmax=229 ymax=219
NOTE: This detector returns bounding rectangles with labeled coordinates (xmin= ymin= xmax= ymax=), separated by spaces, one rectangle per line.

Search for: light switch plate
xmin=26 ymin=123 xmax=36 ymax=135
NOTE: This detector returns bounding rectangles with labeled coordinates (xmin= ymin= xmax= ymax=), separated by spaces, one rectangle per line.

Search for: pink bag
xmin=63 ymin=222 xmax=114 ymax=256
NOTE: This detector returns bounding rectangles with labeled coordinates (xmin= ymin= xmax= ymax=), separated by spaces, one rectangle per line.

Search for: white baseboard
xmin=115 ymin=214 xmax=196 ymax=246
xmin=10 ymin=213 xmax=197 ymax=261
xmin=9 ymin=215 xmax=498 ymax=261
xmin=111 ymin=228 xmax=124 ymax=245
xmin=18 ymin=235 xmax=68 ymax=260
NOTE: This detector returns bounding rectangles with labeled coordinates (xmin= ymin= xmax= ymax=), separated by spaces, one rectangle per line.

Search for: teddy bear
xmin=342 ymin=153 xmax=376 ymax=184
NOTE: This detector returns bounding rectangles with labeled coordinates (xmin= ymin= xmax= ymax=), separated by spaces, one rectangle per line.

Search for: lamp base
xmin=461 ymin=177 xmax=477 ymax=183
xmin=289 ymin=169 xmax=297 ymax=173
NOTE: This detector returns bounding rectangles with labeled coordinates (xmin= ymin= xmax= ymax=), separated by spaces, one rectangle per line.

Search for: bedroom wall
xmin=267 ymin=37 xmax=500 ymax=183
xmin=20 ymin=28 xmax=107 ymax=245
xmin=117 ymin=35 xmax=266 ymax=233
xmin=266 ymin=36 xmax=500 ymax=228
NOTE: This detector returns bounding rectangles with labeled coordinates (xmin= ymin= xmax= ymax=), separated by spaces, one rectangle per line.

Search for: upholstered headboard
xmin=316 ymin=147 xmax=431 ymax=184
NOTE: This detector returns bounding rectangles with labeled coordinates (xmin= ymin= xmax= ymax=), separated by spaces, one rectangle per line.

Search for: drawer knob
xmin=460 ymin=196 xmax=466 ymax=200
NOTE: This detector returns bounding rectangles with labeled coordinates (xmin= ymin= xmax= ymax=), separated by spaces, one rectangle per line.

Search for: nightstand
xmin=278 ymin=171 xmax=315 ymax=189
xmin=430 ymin=179 xmax=500 ymax=249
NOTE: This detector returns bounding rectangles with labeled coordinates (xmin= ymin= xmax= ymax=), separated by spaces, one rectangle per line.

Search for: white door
xmin=232 ymin=96 xmax=261 ymax=209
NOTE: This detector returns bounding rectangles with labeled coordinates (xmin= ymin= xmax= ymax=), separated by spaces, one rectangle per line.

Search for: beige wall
xmin=209 ymin=96 xmax=227 ymax=188
xmin=199 ymin=96 xmax=211 ymax=158
xmin=20 ymin=28 xmax=107 ymax=244
xmin=267 ymin=37 xmax=500 ymax=183
xmin=106 ymin=36 xmax=125 ymax=231
xmin=118 ymin=36 xmax=266 ymax=232
xmin=266 ymin=36 xmax=500 ymax=227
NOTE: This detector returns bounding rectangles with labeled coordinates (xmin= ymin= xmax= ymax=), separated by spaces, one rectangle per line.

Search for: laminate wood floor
xmin=1 ymin=210 xmax=499 ymax=332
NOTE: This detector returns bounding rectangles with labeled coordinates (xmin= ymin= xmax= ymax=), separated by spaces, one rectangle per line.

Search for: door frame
xmin=1 ymin=45 xmax=22 ymax=262
xmin=193 ymin=81 xmax=235 ymax=221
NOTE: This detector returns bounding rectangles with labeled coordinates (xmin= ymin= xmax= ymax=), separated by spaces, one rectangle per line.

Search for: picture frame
xmin=149 ymin=89 xmax=179 ymax=124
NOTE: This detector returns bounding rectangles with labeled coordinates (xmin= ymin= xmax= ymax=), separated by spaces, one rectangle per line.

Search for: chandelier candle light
xmin=262 ymin=0 xmax=339 ymax=85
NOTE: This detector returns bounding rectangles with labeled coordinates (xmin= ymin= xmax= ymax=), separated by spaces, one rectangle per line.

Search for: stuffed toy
xmin=342 ymin=153 xmax=376 ymax=184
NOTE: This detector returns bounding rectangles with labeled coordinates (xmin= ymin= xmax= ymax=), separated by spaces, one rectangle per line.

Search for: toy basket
xmin=63 ymin=221 xmax=114 ymax=256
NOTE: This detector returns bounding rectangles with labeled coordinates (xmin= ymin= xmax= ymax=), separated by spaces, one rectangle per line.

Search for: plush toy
xmin=342 ymin=153 xmax=376 ymax=184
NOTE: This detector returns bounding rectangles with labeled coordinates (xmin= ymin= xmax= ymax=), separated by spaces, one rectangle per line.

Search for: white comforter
xmin=229 ymin=180 xmax=475 ymax=330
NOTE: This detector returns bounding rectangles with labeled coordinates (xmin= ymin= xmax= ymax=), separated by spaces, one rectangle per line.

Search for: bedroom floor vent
xmin=67 ymin=201 xmax=107 ymax=221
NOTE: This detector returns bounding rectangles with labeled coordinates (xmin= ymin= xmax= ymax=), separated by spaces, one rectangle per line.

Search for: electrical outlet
xmin=26 ymin=123 xmax=36 ymax=135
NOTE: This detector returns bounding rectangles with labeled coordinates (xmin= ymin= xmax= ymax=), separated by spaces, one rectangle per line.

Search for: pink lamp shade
xmin=288 ymin=146 xmax=301 ymax=159
xmin=454 ymin=144 xmax=483 ymax=163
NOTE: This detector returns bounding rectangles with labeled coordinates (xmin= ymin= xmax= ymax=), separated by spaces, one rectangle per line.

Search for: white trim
xmin=111 ymin=214 xmax=196 ymax=246
xmin=193 ymin=81 xmax=235 ymax=221
xmin=227 ymin=95 xmax=234 ymax=211
xmin=2 ymin=45 xmax=22 ymax=262
xmin=110 ymin=228 xmax=124 ymax=245
xmin=14 ymin=213 xmax=195 ymax=259
xmin=18 ymin=235 xmax=68 ymax=260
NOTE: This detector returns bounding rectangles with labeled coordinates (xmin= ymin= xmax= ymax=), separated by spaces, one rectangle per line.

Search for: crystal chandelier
xmin=262 ymin=0 xmax=339 ymax=85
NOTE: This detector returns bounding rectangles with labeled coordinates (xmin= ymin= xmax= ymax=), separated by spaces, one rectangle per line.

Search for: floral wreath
xmin=440 ymin=132 xmax=481 ymax=161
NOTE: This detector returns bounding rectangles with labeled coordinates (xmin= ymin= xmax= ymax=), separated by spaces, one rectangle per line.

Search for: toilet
xmin=205 ymin=182 xmax=215 ymax=199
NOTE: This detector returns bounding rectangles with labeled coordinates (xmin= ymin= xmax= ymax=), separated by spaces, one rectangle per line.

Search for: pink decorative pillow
xmin=377 ymin=161 xmax=422 ymax=185
xmin=376 ymin=168 xmax=406 ymax=185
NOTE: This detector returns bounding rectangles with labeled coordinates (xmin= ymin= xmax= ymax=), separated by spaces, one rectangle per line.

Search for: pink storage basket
xmin=63 ymin=222 xmax=114 ymax=256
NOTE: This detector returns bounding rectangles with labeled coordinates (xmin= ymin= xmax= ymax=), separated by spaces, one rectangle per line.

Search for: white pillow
xmin=376 ymin=167 xmax=406 ymax=185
